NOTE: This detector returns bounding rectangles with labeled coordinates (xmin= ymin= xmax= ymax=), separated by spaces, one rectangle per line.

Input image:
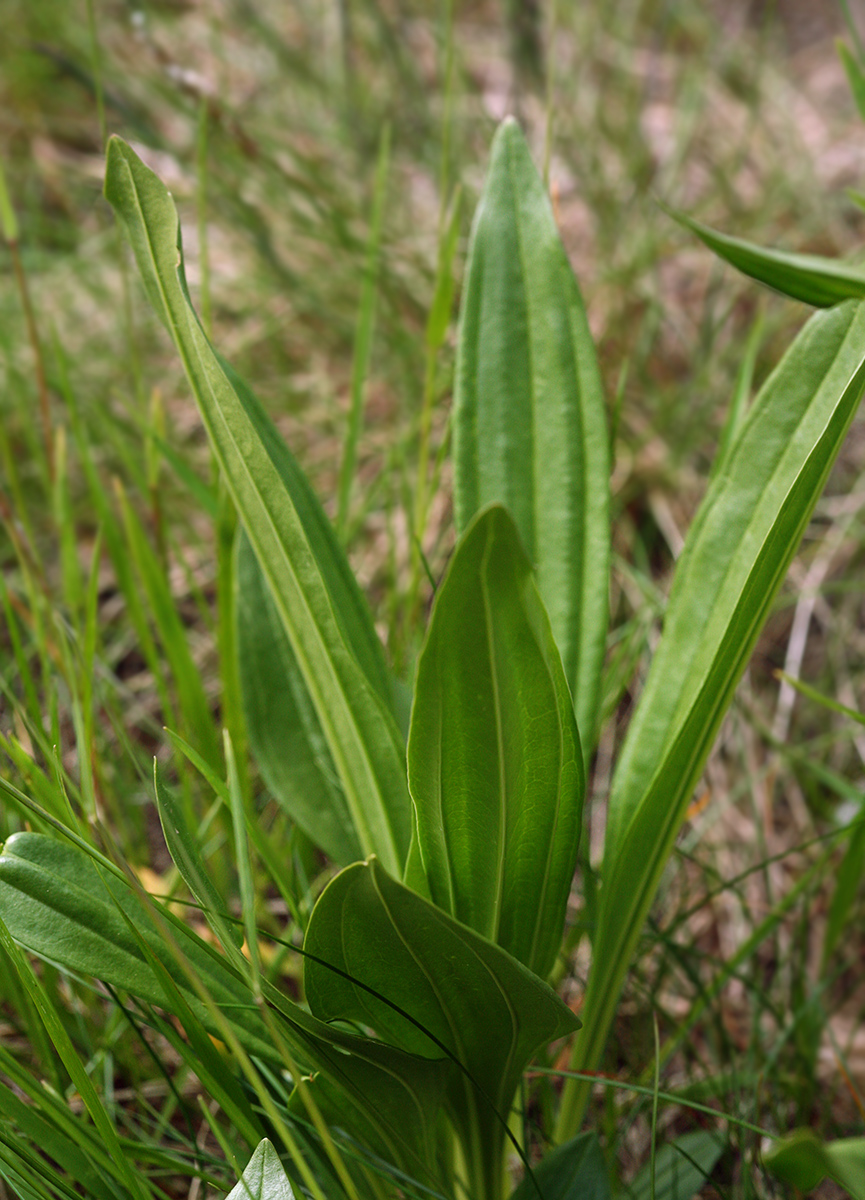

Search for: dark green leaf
xmin=629 ymin=1132 xmax=724 ymax=1200
xmin=407 ymin=504 xmax=584 ymax=979
xmin=303 ymin=857 xmax=580 ymax=1199
xmin=510 ymin=1132 xmax=610 ymax=1200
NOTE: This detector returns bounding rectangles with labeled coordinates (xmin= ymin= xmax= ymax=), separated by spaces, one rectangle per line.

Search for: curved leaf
xmin=559 ymin=299 xmax=865 ymax=1134
xmin=104 ymin=136 xmax=409 ymax=874
xmin=0 ymin=832 xmax=449 ymax=1180
xmin=668 ymin=206 xmax=865 ymax=307
xmin=304 ymin=857 xmax=580 ymax=1199
xmin=763 ymin=1130 xmax=865 ymax=1200
xmin=453 ymin=117 xmax=610 ymax=745
xmin=407 ymin=504 xmax=584 ymax=979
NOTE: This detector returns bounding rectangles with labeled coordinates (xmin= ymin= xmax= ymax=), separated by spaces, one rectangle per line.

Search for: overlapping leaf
xmin=0 ymin=832 xmax=449 ymax=1180
xmin=407 ymin=504 xmax=584 ymax=979
xmin=304 ymin=857 xmax=580 ymax=1197
xmin=453 ymin=118 xmax=609 ymax=745
xmin=104 ymin=137 xmax=409 ymax=874
xmin=559 ymin=299 xmax=865 ymax=1134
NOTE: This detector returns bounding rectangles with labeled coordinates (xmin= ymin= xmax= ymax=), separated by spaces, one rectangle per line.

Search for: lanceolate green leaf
xmin=304 ymin=857 xmax=580 ymax=1200
xmin=453 ymin=118 xmax=610 ymax=745
xmin=558 ymin=299 xmax=865 ymax=1136
xmin=0 ymin=832 xmax=449 ymax=1181
xmin=236 ymin=531 xmax=362 ymax=866
xmin=104 ymin=137 xmax=409 ymax=874
xmin=225 ymin=1140 xmax=295 ymax=1200
xmin=629 ymin=1132 xmax=725 ymax=1200
xmin=407 ymin=504 xmax=584 ymax=979
xmin=510 ymin=1132 xmax=610 ymax=1200
xmin=668 ymin=206 xmax=865 ymax=307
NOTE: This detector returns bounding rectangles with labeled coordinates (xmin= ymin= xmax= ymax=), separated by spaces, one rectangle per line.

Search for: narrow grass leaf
xmin=407 ymin=504 xmax=584 ymax=979
xmin=153 ymin=760 xmax=244 ymax=952
xmin=453 ymin=118 xmax=610 ymax=745
xmin=559 ymin=299 xmax=865 ymax=1136
xmin=104 ymin=137 xmax=410 ymax=874
xmin=667 ymin=206 xmax=865 ymax=307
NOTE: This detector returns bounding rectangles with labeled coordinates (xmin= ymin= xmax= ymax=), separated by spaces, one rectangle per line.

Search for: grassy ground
xmin=1 ymin=1 xmax=865 ymax=1196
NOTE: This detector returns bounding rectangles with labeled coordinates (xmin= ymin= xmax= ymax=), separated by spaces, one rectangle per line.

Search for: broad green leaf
xmin=236 ymin=531 xmax=362 ymax=865
xmin=303 ymin=857 xmax=580 ymax=1199
xmin=763 ymin=1130 xmax=865 ymax=1200
xmin=0 ymin=832 xmax=449 ymax=1183
xmin=225 ymin=1140 xmax=295 ymax=1200
xmin=668 ymin=206 xmax=865 ymax=307
xmin=510 ymin=1132 xmax=610 ymax=1200
xmin=407 ymin=504 xmax=584 ymax=979
xmin=104 ymin=137 xmax=410 ymax=875
xmin=629 ymin=1132 xmax=725 ymax=1200
xmin=558 ymin=299 xmax=865 ymax=1136
xmin=453 ymin=117 xmax=610 ymax=745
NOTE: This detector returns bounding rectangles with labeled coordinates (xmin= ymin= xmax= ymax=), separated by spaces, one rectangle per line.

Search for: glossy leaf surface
xmin=304 ymin=857 xmax=580 ymax=1197
xmin=453 ymin=118 xmax=609 ymax=744
xmin=104 ymin=137 xmax=409 ymax=874
xmin=669 ymin=207 xmax=865 ymax=307
xmin=559 ymin=299 xmax=865 ymax=1134
xmin=225 ymin=1140 xmax=295 ymax=1200
xmin=408 ymin=504 xmax=584 ymax=979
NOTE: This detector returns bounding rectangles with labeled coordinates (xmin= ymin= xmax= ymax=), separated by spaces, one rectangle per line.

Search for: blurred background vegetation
xmin=1 ymin=1 xmax=865 ymax=1196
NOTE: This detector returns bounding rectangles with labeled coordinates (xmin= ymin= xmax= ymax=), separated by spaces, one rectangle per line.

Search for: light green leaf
xmin=236 ymin=531 xmax=362 ymax=866
xmin=558 ymin=299 xmax=865 ymax=1136
xmin=510 ymin=1132 xmax=610 ymax=1200
xmin=629 ymin=1132 xmax=725 ymax=1200
xmin=303 ymin=857 xmax=580 ymax=1200
xmin=104 ymin=136 xmax=410 ymax=875
xmin=763 ymin=1130 xmax=865 ymax=1200
xmin=668 ymin=206 xmax=865 ymax=307
xmin=408 ymin=504 xmax=584 ymax=979
xmin=225 ymin=1139 xmax=295 ymax=1200
xmin=453 ymin=117 xmax=610 ymax=745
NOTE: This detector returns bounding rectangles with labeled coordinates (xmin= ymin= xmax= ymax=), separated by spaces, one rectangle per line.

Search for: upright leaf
xmin=225 ymin=1140 xmax=295 ymax=1200
xmin=407 ymin=504 xmax=584 ymax=979
xmin=104 ymin=138 xmax=410 ymax=874
xmin=629 ymin=1132 xmax=725 ymax=1200
xmin=558 ymin=299 xmax=865 ymax=1136
xmin=236 ymin=531 xmax=362 ymax=866
xmin=304 ymin=857 xmax=580 ymax=1200
xmin=453 ymin=117 xmax=609 ymax=744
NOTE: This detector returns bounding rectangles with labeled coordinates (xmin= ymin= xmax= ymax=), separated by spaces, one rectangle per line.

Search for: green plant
xmin=2 ymin=105 xmax=865 ymax=1200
